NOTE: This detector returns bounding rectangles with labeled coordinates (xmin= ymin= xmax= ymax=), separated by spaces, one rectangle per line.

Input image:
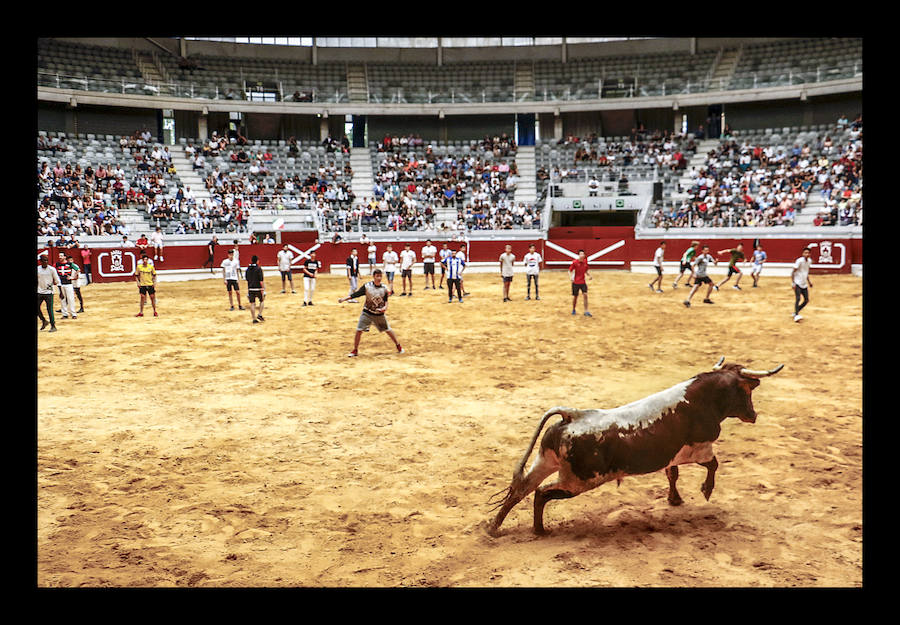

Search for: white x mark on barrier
xmin=286 ymin=243 xmax=321 ymax=265
xmin=545 ymin=239 xmax=625 ymax=261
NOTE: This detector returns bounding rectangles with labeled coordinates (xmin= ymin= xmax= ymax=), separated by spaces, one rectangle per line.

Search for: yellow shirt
xmin=135 ymin=262 xmax=156 ymax=286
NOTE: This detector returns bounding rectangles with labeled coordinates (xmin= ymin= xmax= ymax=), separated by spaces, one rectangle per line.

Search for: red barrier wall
xmin=39 ymin=227 xmax=861 ymax=281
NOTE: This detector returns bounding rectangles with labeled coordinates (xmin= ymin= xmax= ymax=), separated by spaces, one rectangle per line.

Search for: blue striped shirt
xmin=444 ymin=255 xmax=465 ymax=280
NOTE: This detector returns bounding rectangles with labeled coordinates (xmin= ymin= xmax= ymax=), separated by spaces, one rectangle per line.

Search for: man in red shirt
xmin=568 ymin=249 xmax=592 ymax=317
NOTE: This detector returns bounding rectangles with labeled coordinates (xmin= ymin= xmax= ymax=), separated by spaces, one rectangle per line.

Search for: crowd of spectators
xmin=649 ymin=116 xmax=862 ymax=229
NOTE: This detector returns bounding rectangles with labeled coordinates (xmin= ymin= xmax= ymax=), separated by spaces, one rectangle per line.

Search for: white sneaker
xmin=793 ymin=314 xmax=803 ymax=322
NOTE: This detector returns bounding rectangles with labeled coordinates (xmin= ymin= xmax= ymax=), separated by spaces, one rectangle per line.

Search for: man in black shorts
xmin=683 ymin=245 xmax=717 ymax=307
xmin=245 ymin=254 xmax=266 ymax=323
xmin=338 ymin=269 xmax=404 ymax=357
xmin=203 ymin=235 xmax=219 ymax=273
xmin=421 ymin=239 xmax=437 ymax=290
xmin=134 ymin=252 xmax=158 ymax=317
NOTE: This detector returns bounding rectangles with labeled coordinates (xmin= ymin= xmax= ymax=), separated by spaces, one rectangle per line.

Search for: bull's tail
xmin=486 ymin=406 xmax=575 ymax=536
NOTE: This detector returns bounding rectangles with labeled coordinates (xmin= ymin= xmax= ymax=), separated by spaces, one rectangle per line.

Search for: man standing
xmin=438 ymin=242 xmax=452 ymax=290
xmin=231 ymin=239 xmax=243 ymax=279
xmin=714 ymin=243 xmax=745 ymax=291
xmin=134 ymin=252 xmax=158 ymax=317
xmin=791 ymin=246 xmax=813 ymax=323
xmin=346 ymin=247 xmax=361 ymax=303
xmin=421 ymin=239 xmax=437 ymax=290
xmin=568 ymin=249 xmax=592 ymax=317
xmin=457 ymin=242 xmax=470 ymax=296
xmin=277 ymin=244 xmax=296 ymax=293
xmin=80 ymin=245 xmax=92 ymax=285
xmin=444 ymin=247 xmax=466 ymax=303
xmin=37 ymin=254 xmax=60 ymax=332
xmin=523 ymin=243 xmax=542 ymax=300
xmin=367 ymin=240 xmax=378 ymax=275
xmin=338 ymin=269 xmax=404 ymax=357
xmin=55 ymin=251 xmax=77 ymax=320
xmin=382 ymin=244 xmax=399 ymax=295
xmin=672 ymin=240 xmax=699 ymax=289
xmin=399 ymin=242 xmax=417 ymax=297
xmin=683 ymin=245 xmax=717 ymax=307
xmin=245 ymin=254 xmax=266 ymax=323
xmin=67 ymin=254 xmax=85 ymax=313
xmin=750 ymin=242 xmax=767 ymax=288
xmin=221 ymin=248 xmax=245 ymax=311
xmin=301 ymin=250 xmax=321 ymax=306
xmin=150 ymin=227 xmax=164 ymax=261
xmin=648 ymin=241 xmax=666 ymax=293
xmin=203 ymin=235 xmax=218 ymax=272
xmin=499 ymin=244 xmax=516 ymax=302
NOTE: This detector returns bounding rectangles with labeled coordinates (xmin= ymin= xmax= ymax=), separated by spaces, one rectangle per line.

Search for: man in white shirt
xmin=221 ymin=249 xmax=245 ymax=311
xmin=791 ymin=246 xmax=813 ymax=323
xmin=277 ymin=244 xmax=296 ymax=293
xmin=150 ymin=227 xmax=164 ymax=261
xmin=438 ymin=242 xmax=452 ymax=290
xmin=382 ymin=244 xmax=399 ymax=295
xmin=499 ymin=244 xmax=516 ymax=302
xmin=399 ymin=243 xmax=417 ymax=297
xmin=37 ymin=254 xmax=61 ymax=332
xmin=523 ymin=243 xmax=542 ymax=300
xmin=648 ymin=241 xmax=666 ymax=293
xmin=421 ymin=239 xmax=437 ymax=290
xmin=456 ymin=242 xmax=470 ymax=296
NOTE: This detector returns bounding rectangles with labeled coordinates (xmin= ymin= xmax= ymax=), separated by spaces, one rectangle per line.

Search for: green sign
xmin=615 ymin=199 xmax=625 ymax=208
xmin=573 ymin=200 xmax=583 ymax=209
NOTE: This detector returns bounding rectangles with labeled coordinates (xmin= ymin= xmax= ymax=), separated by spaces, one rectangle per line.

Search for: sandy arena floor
xmin=36 ymin=268 xmax=863 ymax=587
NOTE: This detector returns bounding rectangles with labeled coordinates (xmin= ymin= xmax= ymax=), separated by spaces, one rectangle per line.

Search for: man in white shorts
xmin=150 ymin=227 xmax=164 ymax=261
xmin=221 ymin=248 xmax=245 ymax=311
xmin=301 ymin=250 xmax=321 ymax=306
xmin=338 ymin=269 xmax=404 ymax=357
xmin=750 ymin=242 xmax=767 ymax=288
xmin=523 ymin=243 xmax=542 ymax=300
xmin=421 ymin=239 xmax=437 ymax=290
xmin=382 ymin=244 xmax=399 ymax=295
xmin=277 ymin=244 xmax=296 ymax=293
xmin=399 ymin=242 xmax=417 ymax=297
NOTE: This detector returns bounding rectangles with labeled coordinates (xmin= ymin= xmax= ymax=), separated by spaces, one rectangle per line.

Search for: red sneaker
xmin=153 ymin=311 xmax=158 ymax=317
xmin=135 ymin=312 xmax=144 ymax=317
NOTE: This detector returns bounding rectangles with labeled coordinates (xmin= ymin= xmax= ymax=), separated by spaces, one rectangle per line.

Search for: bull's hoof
xmin=668 ymin=494 xmax=683 ymax=506
xmin=701 ymin=485 xmax=714 ymax=501
xmin=533 ymin=526 xmax=550 ymax=536
xmin=487 ymin=525 xmax=502 ymax=538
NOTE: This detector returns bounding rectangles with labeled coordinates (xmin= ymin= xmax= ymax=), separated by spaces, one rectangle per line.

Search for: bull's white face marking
xmin=566 ymin=378 xmax=696 ymax=438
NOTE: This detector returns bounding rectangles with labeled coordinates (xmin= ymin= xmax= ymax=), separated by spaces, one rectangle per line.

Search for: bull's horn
xmin=712 ymin=356 xmax=725 ymax=371
xmin=739 ymin=364 xmax=785 ymax=378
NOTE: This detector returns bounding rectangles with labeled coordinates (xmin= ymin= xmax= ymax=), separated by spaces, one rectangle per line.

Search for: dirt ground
xmin=36 ymin=268 xmax=863 ymax=587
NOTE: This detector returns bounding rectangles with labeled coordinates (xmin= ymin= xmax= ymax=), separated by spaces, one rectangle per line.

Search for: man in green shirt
xmin=714 ymin=243 xmax=746 ymax=291
xmin=672 ymin=241 xmax=699 ymax=289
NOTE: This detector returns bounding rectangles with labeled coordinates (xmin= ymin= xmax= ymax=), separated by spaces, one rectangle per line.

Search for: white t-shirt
xmin=653 ymin=246 xmax=665 ymax=267
xmin=221 ymin=258 xmax=240 ymax=281
xmin=421 ymin=244 xmax=437 ymax=263
xmin=150 ymin=231 xmax=163 ymax=246
xmin=367 ymin=244 xmax=377 ymax=259
xmin=792 ymin=256 xmax=811 ymax=289
xmin=383 ymin=251 xmax=399 ymax=273
xmin=499 ymin=252 xmax=516 ymax=277
xmin=400 ymin=249 xmax=416 ymax=270
xmin=523 ymin=252 xmax=542 ymax=275
xmin=277 ymin=249 xmax=293 ymax=271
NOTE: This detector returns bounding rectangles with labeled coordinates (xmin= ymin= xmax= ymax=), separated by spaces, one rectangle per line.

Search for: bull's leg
xmin=665 ymin=465 xmax=683 ymax=506
xmin=699 ymin=456 xmax=718 ymax=501
xmin=533 ymin=485 xmax=577 ymax=535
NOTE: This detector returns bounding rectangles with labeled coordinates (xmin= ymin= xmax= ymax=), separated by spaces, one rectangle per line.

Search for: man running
xmin=683 ymin=245 xmax=717 ymax=307
xmin=37 ymin=254 xmax=60 ymax=332
xmin=346 ymin=247 xmax=361 ymax=303
xmin=791 ymin=246 xmax=813 ymax=323
xmin=399 ymin=242 xmax=416 ymax=296
xmin=277 ymin=244 xmax=296 ymax=293
xmin=750 ymin=243 xmax=767 ymax=288
xmin=715 ymin=243 xmax=745 ymax=291
xmin=221 ymin=248 xmax=244 ymax=311
xmin=499 ymin=244 xmax=516 ymax=302
xmin=421 ymin=239 xmax=437 ymax=290
xmin=648 ymin=241 xmax=666 ymax=293
xmin=568 ymin=249 xmax=592 ymax=317
xmin=672 ymin=240 xmax=699 ymax=289
xmin=246 ymin=254 xmax=266 ymax=323
xmin=338 ymin=269 xmax=404 ymax=357
xmin=523 ymin=243 xmax=542 ymax=300
xmin=134 ymin=252 xmax=158 ymax=317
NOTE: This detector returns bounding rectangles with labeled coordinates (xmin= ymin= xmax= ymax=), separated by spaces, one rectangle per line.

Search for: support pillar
xmin=198 ymin=114 xmax=208 ymax=141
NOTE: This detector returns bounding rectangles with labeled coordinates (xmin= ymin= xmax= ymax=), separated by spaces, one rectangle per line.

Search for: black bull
xmin=487 ymin=358 xmax=784 ymax=536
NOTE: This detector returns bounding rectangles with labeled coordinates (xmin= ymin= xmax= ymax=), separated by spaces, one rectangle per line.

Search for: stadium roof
xmin=185 ymin=37 xmax=652 ymax=48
